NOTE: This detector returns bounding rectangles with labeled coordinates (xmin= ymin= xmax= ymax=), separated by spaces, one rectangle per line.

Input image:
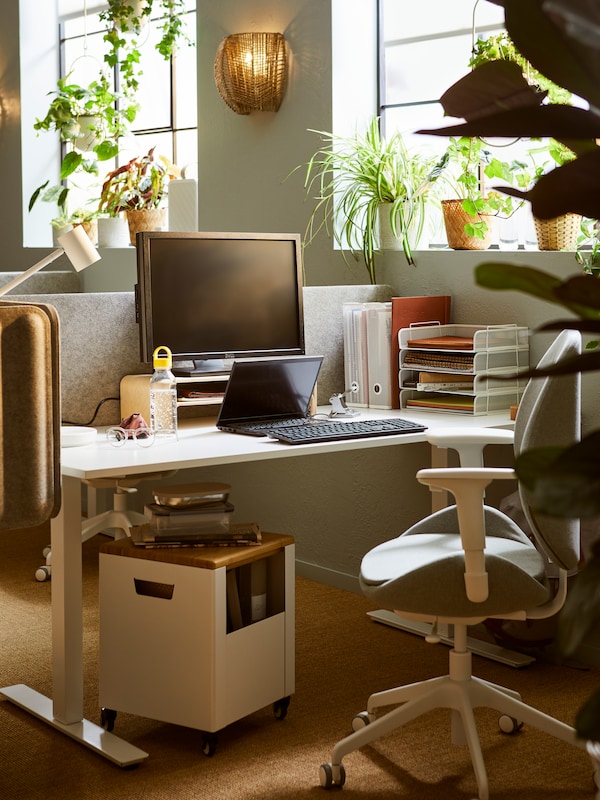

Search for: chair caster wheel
xmin=273 ymin=696 xmax=290 ymax=720
xmin=319 ymin=762 xmax=346 ymax=788
xmin=352 ymin=711 xmax=373 ymax=731
xmin=202 ymin=732 xmax=217 ymax=757
xmin=35 ymin=566 xmax=51 ymax=582
xmin=499 ymin=714 xmax=523 ymax=734
xmin=101 ymin=708 xmax=117 ymax=732
xmin=42 ymin=545 xmax=51 ymax=558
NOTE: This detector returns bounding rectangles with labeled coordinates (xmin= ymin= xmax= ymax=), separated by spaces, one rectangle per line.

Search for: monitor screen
xmin=135 ymin=231 xmax=305 ymax=376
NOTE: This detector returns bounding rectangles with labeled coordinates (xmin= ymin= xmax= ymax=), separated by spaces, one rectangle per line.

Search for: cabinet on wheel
xmin=98 ymin=533 xmax=295 ymax=754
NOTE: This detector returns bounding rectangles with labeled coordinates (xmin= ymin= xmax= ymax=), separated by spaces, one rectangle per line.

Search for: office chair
xmin=35 ymin=471 xmax=177 ymax=581
xmin=320 ymin=330 xmax=586 ymax=800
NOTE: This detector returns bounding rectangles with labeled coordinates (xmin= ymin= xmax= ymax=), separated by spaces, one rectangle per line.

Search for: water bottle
xmin=150 ymin=345 xmax=177 ymax=439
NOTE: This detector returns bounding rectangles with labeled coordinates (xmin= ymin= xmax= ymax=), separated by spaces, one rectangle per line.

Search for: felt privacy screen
xmin=0 ymin=301 xmax=61 ymax=528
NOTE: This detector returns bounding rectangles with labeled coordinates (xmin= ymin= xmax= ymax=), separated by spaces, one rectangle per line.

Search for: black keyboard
xmin=267 ymin=417 xmax=427 ymax=444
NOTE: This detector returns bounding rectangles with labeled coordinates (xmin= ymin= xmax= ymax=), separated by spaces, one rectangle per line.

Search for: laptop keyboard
xmin=267 ymin=417 xmax=427 ymax=444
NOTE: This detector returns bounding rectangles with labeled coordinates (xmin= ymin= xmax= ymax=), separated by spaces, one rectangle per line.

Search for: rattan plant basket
xmin=441 ymin=199 xmax=494 ymax=250
xmin=126 ymin=208 xmax=167 ymax=246
xmin=534 ymin=213 xmax=581 ymax=251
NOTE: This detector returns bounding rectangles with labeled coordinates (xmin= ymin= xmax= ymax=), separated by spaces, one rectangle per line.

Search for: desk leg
xmin=1 ymin=475 xmax=148 ymax=766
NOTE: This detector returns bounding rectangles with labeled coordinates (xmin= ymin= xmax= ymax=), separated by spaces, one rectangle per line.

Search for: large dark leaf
xmin=516 ymin=432 xmax=600 ymax=517
xmin=499 ymin=150 xmax=600 ymax=219
xmin=501 ymin=0 xmax=600 ymax=109
xmin=419 ymin=104 xmax=600 ymax=141
xmin=475 ymin=264 xmax=600 ymax=318
xmin=438 ymin=61 xmax=544 ymax=121
xmin=558 ymin=551 xmax=600 ymax=656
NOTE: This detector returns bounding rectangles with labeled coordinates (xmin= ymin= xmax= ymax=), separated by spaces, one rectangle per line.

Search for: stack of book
xmin=129 ymin=481 xmax=262 ymax=548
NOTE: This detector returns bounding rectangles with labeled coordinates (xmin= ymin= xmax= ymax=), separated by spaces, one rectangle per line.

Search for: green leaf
xmin=94 ymin=141 xmax=119 ymax=161
xmin=60 ymin=151 xmax=83 ymax=179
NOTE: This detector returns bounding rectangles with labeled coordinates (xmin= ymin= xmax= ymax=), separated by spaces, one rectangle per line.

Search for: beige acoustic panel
xmin=0 ymin=301 xmax=61 ymax=528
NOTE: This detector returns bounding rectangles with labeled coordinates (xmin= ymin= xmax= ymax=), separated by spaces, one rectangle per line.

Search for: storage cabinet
xmin=120 ymin=372 xmax=229 ymax=422
xmin=98 ymin=533 xmax=295 ymax=754
xmin=398 ymin=324 xmax=529 ymax=415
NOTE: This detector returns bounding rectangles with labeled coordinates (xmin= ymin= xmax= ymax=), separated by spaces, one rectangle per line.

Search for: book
xmin=130 ymin=521 xmax=262 ymax=547
xmin=390 ymin=296 xmax=452 ymax=408
xmin=143 ymin=501 xmax=234 ymax=535
xmin=406 ymin=393 xmax=475 ymax=412
xmin=403 ymin=351 xmax=474 ymax=370
xmin=406 ymin=335 xmax=474 ymax=350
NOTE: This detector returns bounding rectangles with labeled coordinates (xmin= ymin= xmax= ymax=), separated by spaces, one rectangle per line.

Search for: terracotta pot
xmin=126 ymin=208 xmax=167 ymax=246
xmin=441 ymin=199 xmax=494 ymax=250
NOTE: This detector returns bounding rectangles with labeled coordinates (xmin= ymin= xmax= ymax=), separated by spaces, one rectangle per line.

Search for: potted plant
xmin=99 ymin=147 xmax=177 ymax=245
xmin=33 ymin=72 xmax=135 ymax=158
xmin=101 ymin=0 xmax=190 ymax=97
xmin=440 ymin=135 xmax=517 ymax=249
xmin=298 ymin=116 xmax=446 ymax=284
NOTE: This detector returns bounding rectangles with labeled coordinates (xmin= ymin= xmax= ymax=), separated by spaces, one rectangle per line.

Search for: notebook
xmin=216 ymin=355 xmax=324 ymax=436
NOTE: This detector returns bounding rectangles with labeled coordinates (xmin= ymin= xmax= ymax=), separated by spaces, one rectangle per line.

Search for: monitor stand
xmin=173 ymin=358 xmax=231 ymax=378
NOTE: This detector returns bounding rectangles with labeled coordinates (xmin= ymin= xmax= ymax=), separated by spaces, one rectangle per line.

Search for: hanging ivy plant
xmin=100 ymin=0 xmax=191 ymax=96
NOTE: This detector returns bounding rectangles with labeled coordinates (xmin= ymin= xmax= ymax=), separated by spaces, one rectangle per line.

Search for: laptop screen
xmin=217 ymin=356 xmax=323 ymax=427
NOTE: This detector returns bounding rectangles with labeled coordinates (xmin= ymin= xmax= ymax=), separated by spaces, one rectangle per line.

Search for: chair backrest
xmin=0 ymin=301 xmax=61 ymax=529
xmin=514 ymin=330 xmax=582 ymax=571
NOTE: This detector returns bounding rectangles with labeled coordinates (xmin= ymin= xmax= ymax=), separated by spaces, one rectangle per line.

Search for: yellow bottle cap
xmin=153 ymin=345 xmax=173 ymax=369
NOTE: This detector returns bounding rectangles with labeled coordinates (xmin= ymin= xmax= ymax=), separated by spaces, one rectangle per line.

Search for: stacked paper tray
xmin=399 ymin=323 xmax=529 ymax=353
xmin=399 ymin=388 xmax=525 ymax=415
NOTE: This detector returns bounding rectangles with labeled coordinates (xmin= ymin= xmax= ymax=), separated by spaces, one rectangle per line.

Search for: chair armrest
xmin=416 ymin=467 xmax=516 ymax=603
xmin=426 ymin=428 xmax=514 ymax=468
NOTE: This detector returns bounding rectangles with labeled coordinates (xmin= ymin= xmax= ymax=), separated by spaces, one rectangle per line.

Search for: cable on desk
xmin=62 ymin=396 xmax=120 ymax=427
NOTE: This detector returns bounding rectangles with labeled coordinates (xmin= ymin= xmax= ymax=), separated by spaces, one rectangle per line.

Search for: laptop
xmin=216 ymin=355 xmax=323 ymax=436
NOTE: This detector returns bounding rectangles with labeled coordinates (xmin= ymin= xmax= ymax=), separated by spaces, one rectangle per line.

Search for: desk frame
xmin=1 ymin=409 xmax=513 ymax=764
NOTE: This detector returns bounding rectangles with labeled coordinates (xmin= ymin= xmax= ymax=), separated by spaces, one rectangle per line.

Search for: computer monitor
xmin=135 ymin=231 xmax=306 ymax=376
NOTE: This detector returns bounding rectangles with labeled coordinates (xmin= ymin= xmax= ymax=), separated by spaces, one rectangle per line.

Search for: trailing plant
xmin=421 ymin=0 xmax=600 ymax=743
xmin=98 ymin=147 xmax=177 ymax=214
xmin=297 ymin=116 xmax=447 ymax=284
xmin=100 ymin=0 xmax=190 ymax=97
xmin=442 ymin=135 xmax=518 ymax=239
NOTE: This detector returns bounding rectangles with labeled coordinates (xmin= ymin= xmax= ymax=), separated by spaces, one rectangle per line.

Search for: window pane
xmin=132 ymin=20 xmax=172 ymax=131
xmin=384 ymin=34 xmax=482 ymax=106
xmin=174 ymin=129 xmax=198 ymax=174
xmin=381 ymin=0 xmax=504 ymax=40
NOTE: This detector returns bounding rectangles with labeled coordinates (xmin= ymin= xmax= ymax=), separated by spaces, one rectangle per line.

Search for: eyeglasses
xmin=106 ymin=426 xmax=155 ymax=448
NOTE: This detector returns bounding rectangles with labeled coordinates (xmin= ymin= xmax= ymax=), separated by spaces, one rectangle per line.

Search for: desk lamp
xmin=0 ymin=226 xmax=101 ymax=297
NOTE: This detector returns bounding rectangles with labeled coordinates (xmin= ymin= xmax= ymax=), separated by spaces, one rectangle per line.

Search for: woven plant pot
xmin=534 ymin=213 xmax=581 ymax=251
xmin=441 ymin=199 xmax=494 ymax=250
xmin=126 ymin=208 xmax=167 ymax=246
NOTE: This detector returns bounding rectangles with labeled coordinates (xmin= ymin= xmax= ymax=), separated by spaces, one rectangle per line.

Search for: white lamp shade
xmin=58 ymin=226 xmax=101 ymax=271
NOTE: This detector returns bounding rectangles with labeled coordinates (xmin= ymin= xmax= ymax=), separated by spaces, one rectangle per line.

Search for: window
xmin=34 ymin=1 xmax=197 ymax=234
xmin=377 ymin=0 xmax=539 ymax=249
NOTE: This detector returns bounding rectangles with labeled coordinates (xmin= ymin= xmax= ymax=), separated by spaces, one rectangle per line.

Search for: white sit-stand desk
xmin=1 ymin=408 xmax=513 ymax=765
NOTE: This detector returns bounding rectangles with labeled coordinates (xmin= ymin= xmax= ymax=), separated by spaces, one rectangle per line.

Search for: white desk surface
xmin=3 ymin=406 xmax=514 ymax=766
xmin=61 ymin=407 xmax=514 ymax=481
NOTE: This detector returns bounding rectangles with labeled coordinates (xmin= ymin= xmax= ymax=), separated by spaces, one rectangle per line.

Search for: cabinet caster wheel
xmin=319 ymin=762 xmax=346 ymax=789
xmin=202 ymin=732 xmax=217 ymax=757
xmin=499 ymin=714 xmax=522 ymax=734
xmin=101 ymin=708 xmax=117 ymax=732
xmin=273 ymin=696 xmax=290 ymax=720
xmin=35 ymin=566 xmax=51 ymax=582
xmin=352 ymin=711 xmax=373 ymax=731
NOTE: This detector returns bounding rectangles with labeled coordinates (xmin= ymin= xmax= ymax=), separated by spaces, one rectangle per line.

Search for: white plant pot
xmin=74 ymin=115 xmax=103 ymax=152
xmin=97 ymin=215 xmax=130 ymax=248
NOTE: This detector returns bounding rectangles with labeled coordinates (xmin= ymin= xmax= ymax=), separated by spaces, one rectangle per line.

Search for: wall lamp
xmin=214 ymin=32 xmax=287 ymax=115
xmin=0 ymin=226 xmax=101 ymax=297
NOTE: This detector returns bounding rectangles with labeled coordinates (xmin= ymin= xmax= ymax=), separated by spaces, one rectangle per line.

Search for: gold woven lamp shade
xmin=214 ymin=32 xmax=287 ymax=115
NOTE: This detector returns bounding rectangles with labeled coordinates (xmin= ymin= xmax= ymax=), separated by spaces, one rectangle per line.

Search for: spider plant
xmin=298 ymin=116 xmax=446 ymax=284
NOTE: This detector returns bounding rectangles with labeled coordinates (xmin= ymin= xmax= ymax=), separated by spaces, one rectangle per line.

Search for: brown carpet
xmin=0 ymin=523 xmax=598 ymax=799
